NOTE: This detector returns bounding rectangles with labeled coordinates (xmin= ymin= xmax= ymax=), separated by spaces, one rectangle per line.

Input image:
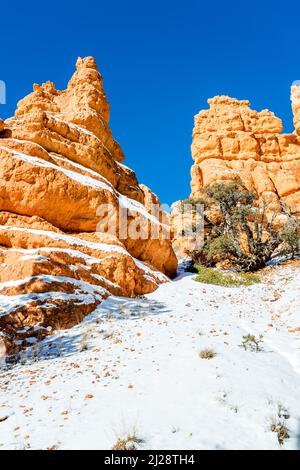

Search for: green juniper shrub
xmin=186 ymin=181 xmax=299 ymax=272
xmin=279 ymin=219 xmax=300 ymax=259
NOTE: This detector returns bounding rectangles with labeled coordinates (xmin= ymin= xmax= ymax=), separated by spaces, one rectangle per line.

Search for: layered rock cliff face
xmin=0 ymin=57 xmax=177 ymax=352
xmin=172 ymin=91 xmax=300 ymax=257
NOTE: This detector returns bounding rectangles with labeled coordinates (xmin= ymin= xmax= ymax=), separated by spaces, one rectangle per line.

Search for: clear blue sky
xmin=1 ymin=0 xmax=299 ymax=205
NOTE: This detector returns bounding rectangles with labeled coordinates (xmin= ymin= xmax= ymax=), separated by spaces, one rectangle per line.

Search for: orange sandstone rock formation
xmin=0 ymin=57 xmax=177 ymax=352
xmin=191 ymin=95 xmax=300 ymax=212
xmin=139 ymin=183 xmax=170 ymax=225
xmin=172 ymin=92 xmax=300 ymax=257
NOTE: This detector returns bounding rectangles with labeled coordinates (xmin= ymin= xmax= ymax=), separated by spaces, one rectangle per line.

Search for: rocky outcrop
xmin=0 ymin=57 xmax=177 ymax=353
xmin=191 ymin=95 xmax=300 ymax=212
xmin=139 ymin=184 xmax=170 ymax=225
xmin=170 ymin=201 xmax=197 ymax=258
xmin=172 ymin=92 xmax=300 ymax=258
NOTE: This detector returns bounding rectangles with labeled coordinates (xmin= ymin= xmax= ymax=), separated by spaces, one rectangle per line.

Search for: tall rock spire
xmin=0 ymin=57 xmax=177 ymax=353
xmin=291 ymin=83 xmax=300 ymax=136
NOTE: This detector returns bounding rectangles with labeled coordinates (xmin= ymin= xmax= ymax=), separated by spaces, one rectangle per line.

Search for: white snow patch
xmin=19 ymin=254 xmax=49 ymax=262
xmin=0 ymin=263 xmax=299 ymax=450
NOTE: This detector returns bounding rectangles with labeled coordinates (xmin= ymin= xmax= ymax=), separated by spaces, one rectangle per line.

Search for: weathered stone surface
xmin=191 ymin=95 xmax=300 ymax=213
xmin=140 ymin=183 xmax=170 ymax=225
xmin=172 ymin=93 xmax=300 ymax=258
xmin=0 ymin=57 xmax=177 ymax=352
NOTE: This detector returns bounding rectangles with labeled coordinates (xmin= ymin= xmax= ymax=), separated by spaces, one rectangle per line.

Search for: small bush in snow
xmin=111 ymin=433 xmax=143 ymax=450
xmin=270 ymin=417 xmax=290 ymax=446
xmin=239 ymin=334 xmax=264 ymax=352
xmin=80 ymin=340 xmax=89 ymax=352
xmin=199 ymin=348 xmax=216 ymax=359
xmin=277 ymin=403 xmax=290 ymax=420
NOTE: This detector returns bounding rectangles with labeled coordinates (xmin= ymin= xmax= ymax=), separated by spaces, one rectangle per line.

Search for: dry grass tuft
xmin=270 ymin=418 xmax=290 ymax=445
xmin=199 ymin=348 xmax=216 ymax=359
xmin=269 ymin=403 xmax=290 ymax=446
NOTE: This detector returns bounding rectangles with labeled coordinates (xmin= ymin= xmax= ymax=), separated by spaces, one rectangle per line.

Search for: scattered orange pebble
xmin=136 ymin=332 xmax=142 ymax=336
xmin=288 ymin=327 xmax=300 ymax=333
xmin=128 ymin=384 xmax=134 ymax=389
xmin=85 ymin=394 xmax=94 ymax=399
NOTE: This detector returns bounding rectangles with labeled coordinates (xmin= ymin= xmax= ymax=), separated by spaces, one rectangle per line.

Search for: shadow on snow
xmin=1 ymin=295 xmax=170 ymax=368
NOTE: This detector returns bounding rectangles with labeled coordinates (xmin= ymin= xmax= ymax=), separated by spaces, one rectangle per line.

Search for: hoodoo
xmin=0 ymin=57 xmax=177 ymax=352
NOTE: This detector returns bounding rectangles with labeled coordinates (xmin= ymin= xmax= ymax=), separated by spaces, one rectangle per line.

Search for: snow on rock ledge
xmin=0 ymin=57 xmax=177 ymax=352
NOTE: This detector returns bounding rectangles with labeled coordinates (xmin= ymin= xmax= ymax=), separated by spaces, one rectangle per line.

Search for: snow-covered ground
xmin=0 ymin=262 xmax=300 ymax=450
